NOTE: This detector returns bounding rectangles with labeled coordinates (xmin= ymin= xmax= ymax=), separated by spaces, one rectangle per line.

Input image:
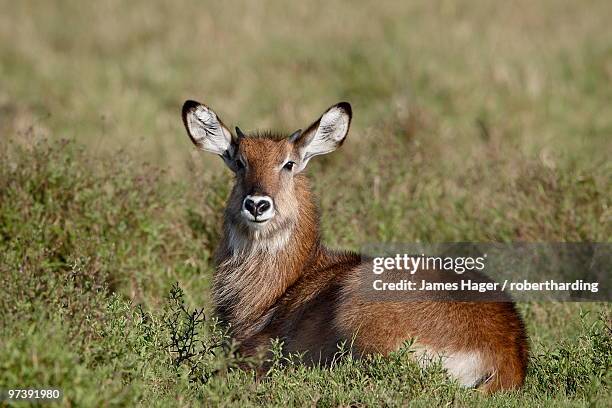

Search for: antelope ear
xmin=292 ymin=102 xmax=352 ymax=171
xmin=182 ymin=100 xmax=236 ymax=161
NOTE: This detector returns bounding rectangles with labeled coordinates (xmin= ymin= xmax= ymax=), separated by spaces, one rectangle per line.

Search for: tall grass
xmin=0 ymin=0 xmax=611 ymax=406
xmin=0 ymin=133 xmax=609 ymax=407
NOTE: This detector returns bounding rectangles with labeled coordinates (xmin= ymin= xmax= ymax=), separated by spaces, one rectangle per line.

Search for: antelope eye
xmin=283 ymin=161 xmax=295 ymax=171
xmin=236 ymin=158 xmax=245 ymax=169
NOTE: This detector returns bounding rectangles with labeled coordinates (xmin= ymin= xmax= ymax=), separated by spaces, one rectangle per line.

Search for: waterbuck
xmin=181 ymin=100 xmax=528 ymax=393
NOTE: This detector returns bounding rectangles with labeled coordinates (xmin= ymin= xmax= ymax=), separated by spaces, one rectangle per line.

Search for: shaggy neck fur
xmin=213 ymin=175 xmax=320 ymax=339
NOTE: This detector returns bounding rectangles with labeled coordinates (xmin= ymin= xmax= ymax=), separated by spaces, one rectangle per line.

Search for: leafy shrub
xmin=529 ymin=311 xmax=611 ymax=397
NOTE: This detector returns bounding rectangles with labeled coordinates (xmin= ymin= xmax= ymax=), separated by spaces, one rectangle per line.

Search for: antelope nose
xmin=255 ymin=200 xmax=271 ymax=215
xmin=243 ymin=195 xmax=274 ymax=218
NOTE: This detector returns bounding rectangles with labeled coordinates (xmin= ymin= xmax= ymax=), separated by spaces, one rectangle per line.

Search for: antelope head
xmin=182 ymin=100 xmax=352 ymax=240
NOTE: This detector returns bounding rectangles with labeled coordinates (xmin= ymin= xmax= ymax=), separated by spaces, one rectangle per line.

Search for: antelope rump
xmin=181 ymin=100 xmax=529 ymax=393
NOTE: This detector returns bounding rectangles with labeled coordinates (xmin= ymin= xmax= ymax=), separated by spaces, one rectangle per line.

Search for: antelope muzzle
xmin=241 ymin=195 xmax=275 ymax=224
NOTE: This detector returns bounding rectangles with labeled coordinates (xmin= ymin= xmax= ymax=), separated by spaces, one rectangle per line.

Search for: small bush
xmin=529 ymin=311 xmax=611 ymax=397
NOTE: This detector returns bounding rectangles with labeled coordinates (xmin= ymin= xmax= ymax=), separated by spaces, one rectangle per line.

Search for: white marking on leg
xmin=413 ymin=348 xmax=489 ymax=388
xmin=442 ymin=351 xmax=488 ymax=388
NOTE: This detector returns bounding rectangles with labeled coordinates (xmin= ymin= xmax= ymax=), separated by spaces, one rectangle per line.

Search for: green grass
xmin=1 ymin=1 xmax=611 ymax=406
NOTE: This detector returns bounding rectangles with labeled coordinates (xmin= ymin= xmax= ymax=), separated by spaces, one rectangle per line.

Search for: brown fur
xmin=182 ymin=101 xmax=528 ymax=393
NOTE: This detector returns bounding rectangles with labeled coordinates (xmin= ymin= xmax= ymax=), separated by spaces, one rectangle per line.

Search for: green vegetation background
xmin=0 ymin=1 xmax=610 ymax=406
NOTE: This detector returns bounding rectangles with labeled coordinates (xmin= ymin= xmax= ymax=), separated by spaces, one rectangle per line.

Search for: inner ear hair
xmin=181 ymin=100 xmax=234 ymax=157
xmin=296 ymin=102 xmax=352 ymax=162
